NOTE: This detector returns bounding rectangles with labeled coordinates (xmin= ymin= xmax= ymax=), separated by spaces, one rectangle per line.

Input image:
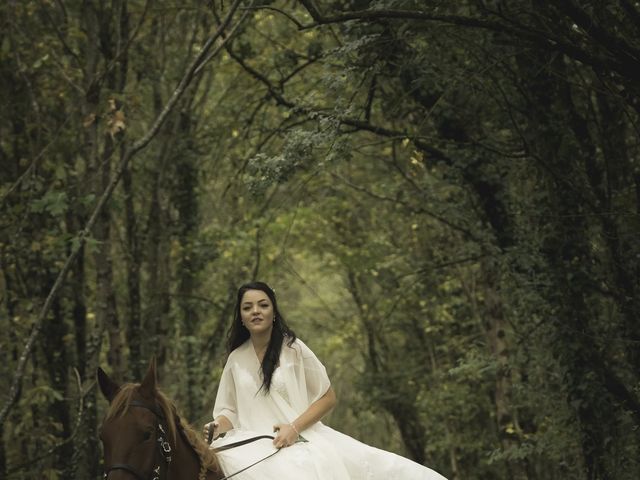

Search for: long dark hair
xmin=226 ymin=281 xmax=296 ymax=393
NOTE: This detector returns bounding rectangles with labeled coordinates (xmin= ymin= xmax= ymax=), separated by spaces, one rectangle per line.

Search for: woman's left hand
xmin=273 ymin=423 xmax=299 ymax=448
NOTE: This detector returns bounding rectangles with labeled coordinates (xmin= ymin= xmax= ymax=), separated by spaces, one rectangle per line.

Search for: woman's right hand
xmin=203 ymin=421 xmax=219 ymax=443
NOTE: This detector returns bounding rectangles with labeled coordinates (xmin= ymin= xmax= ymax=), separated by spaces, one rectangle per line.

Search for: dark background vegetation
xmin=1 ymin=1 xmax=639 ymax=478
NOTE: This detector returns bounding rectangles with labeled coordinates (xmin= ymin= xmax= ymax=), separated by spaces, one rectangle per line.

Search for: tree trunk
xmin=346 ymin=271 xmax=428 ymax=464
xmin=42 ymin=295 xmax=73 ymax=477
xmin=518 ymin=49 xmax=623 ymax=480
xmin=123 ymin=150 xmax=143 ymax=379
xmin=175 ymin=110 xmax=201 ymax=419
xmin=73 ymin=3 xmax=105 ymax=478
xmin=592 ymin=92 xmax=640 ymax=374
xmin=144 ymin=166 xmax=172 ymax=367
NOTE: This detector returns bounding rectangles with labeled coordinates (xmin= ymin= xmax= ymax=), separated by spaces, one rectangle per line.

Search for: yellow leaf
xmin=107 ymin=110 xmax=126 ymax=138
xmin=83 ymin=113 xmax=96 ymax=128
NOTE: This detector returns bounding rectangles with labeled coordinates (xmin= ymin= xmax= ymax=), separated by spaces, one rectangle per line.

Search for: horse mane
xmin=107 ymin=383 xmax=221 ymax=474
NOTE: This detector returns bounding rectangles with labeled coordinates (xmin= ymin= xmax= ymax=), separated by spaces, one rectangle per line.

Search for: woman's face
xmin=240 ymin=289 xmax=274 ymax=336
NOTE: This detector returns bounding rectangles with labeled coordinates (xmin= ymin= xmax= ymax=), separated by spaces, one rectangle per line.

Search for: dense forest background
xmin=1 ymin=1 xmax=639 ymax=479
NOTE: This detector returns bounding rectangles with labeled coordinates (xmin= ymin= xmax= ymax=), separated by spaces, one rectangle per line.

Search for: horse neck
xmin=167 ymin=428 xmax=202 ymax=480
xmin=167 ymin=427 xmax=222 ymax=480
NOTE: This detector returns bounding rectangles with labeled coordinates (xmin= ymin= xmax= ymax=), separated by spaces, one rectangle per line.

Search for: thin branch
xmin=619 ymin=0 xmax=640 ymax=29
xmin=0 ymin=0 xmax=246 ymax=428
xmin=252 ymin=228 xmax=262 ymax=280
xmin=396 ymin=255 xmax=490 ymax=280
xmin=5 ymin=368 xmax=90 ymax=478
xmin=241 ymin=5 xmax=305 ymax=29
xmin=37 ymin=0 xmax=85 ymax=74
xmin=160 ymin=292 xmax=226 ymax=309
xmin=364 ymin=74 xmax=377 ymax=122
xmin=91 ymin=0 xmax=153 ymax=90
xmin=331 ymin=172 xmax=483 ymax=244
xmin=224 ymin=47 xmax=451 ymax=163
xmin=338 ymin=117 xmax=449 ymax=162
xmin=279 ymin=56 xmax=320 ymax=88
xmin=0 ymin=113 xmax=74 ymax=206
xmin=281 ymin=257 xmax=343 ymax=324
xmin=194 ymin=10 xmax=249 ymax=76
xmin=554 ymin=0 xmax=640 ymax=63
xmin=297 ymin=0 xmax=640 ymax=82
xmin=221 ymin=117 xmax=313 ymax=200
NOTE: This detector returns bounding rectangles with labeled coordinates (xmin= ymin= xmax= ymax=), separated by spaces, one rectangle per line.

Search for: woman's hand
xmin=272 ymin=423 xmax=299 ymax=449
xmin=204 ymin=415 xmax=232 ymax=442
xmin=202 ymin=421 xmax=219 ymax=443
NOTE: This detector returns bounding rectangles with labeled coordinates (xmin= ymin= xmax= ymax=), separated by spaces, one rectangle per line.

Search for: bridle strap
xmin=128 ymin=400 xmax=166 ymax=420
xmin=104 ymin=401 xmax=170 ymax=480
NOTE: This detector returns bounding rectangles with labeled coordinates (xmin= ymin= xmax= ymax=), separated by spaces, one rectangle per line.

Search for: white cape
xmin=211 ymin=339 xmax=447 ymax=480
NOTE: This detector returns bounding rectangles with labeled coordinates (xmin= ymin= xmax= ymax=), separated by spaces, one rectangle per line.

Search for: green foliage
xmin=1 ymin=0 xmax=639 ymax=479
xmin=30 ymin=191 xmax=68 ymax=217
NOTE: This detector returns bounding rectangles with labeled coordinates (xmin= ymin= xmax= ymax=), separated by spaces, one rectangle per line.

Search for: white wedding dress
xmin=210 ymin=339 xmax=447 ymax=480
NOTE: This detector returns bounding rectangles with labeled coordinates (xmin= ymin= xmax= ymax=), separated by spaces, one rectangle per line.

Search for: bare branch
xmin=0 ymin=113 xmax=74 ymax=206
xmin=130 ymin=0 xmax=243 ymax=155
xmin=223 ymin=45 xmax=451 ymax=163
xmin=554 ymin=0 xmax=640 ymax=63
xmin=241 ymin=5 xmax=305 ymax=29
xmin=193 ymin=10 xmax=249 ymax=76
xmin=92 ymin=0 xmax=153 ymax=91
xmin=364 ymin=74 xmax=377 ymax=123
xmin=297 ymin=0 xmax=640 ymax=82
xmin=331 ymin=172 xmax=483 ymax=244
xmin=4 ymin=368 xmax=90 ymax=478
xmin=619 ymin=0 xmax=640 ymax=28
xmin=37 ymin=0 xmax=85 ymax=74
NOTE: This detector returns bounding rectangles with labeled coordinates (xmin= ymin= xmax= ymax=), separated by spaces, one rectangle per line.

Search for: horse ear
xmin=139 ymin=356 xmax=157 ymax=398
xmin=97 ymin=367 xmax=120 ymax=403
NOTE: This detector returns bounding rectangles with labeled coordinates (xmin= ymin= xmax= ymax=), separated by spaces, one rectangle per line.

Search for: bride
xmin=204 ymin=281 xmax=447 ymax=480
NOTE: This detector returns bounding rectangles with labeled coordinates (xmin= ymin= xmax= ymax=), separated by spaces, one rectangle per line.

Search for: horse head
xmin=98 ymin=358 xmax=221 ymax=480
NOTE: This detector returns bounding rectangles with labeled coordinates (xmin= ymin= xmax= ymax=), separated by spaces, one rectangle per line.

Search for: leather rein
xmin=103 ymin=400 xmax=279 ymax=480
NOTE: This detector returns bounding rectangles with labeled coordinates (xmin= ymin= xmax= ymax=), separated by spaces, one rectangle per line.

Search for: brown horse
xmin=98 ymin=358 xmax=224 ymax=480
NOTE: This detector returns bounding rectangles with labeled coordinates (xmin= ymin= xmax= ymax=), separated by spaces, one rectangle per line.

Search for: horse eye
xmin=143 ymin=430 xmax=152 ymax=441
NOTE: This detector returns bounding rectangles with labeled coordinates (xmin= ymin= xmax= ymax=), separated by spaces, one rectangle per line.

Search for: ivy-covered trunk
xmin=519 ymin=50 xmax=624 ymax=480
xmin=174 ymin=110 xmax=202 ymax=419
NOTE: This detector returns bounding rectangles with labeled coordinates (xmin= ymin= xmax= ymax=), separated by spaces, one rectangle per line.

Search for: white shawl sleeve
xmin=212 ymin=359 xmax=238 ymax=427
xmin=294 ymin=339 xmax=331 ymax=405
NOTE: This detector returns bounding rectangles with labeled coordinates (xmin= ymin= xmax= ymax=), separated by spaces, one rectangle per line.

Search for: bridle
xmin=103 ymin=400 xmax=173 ymax=480
xmin=103 ymin=400 xmax=283 ymax=480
